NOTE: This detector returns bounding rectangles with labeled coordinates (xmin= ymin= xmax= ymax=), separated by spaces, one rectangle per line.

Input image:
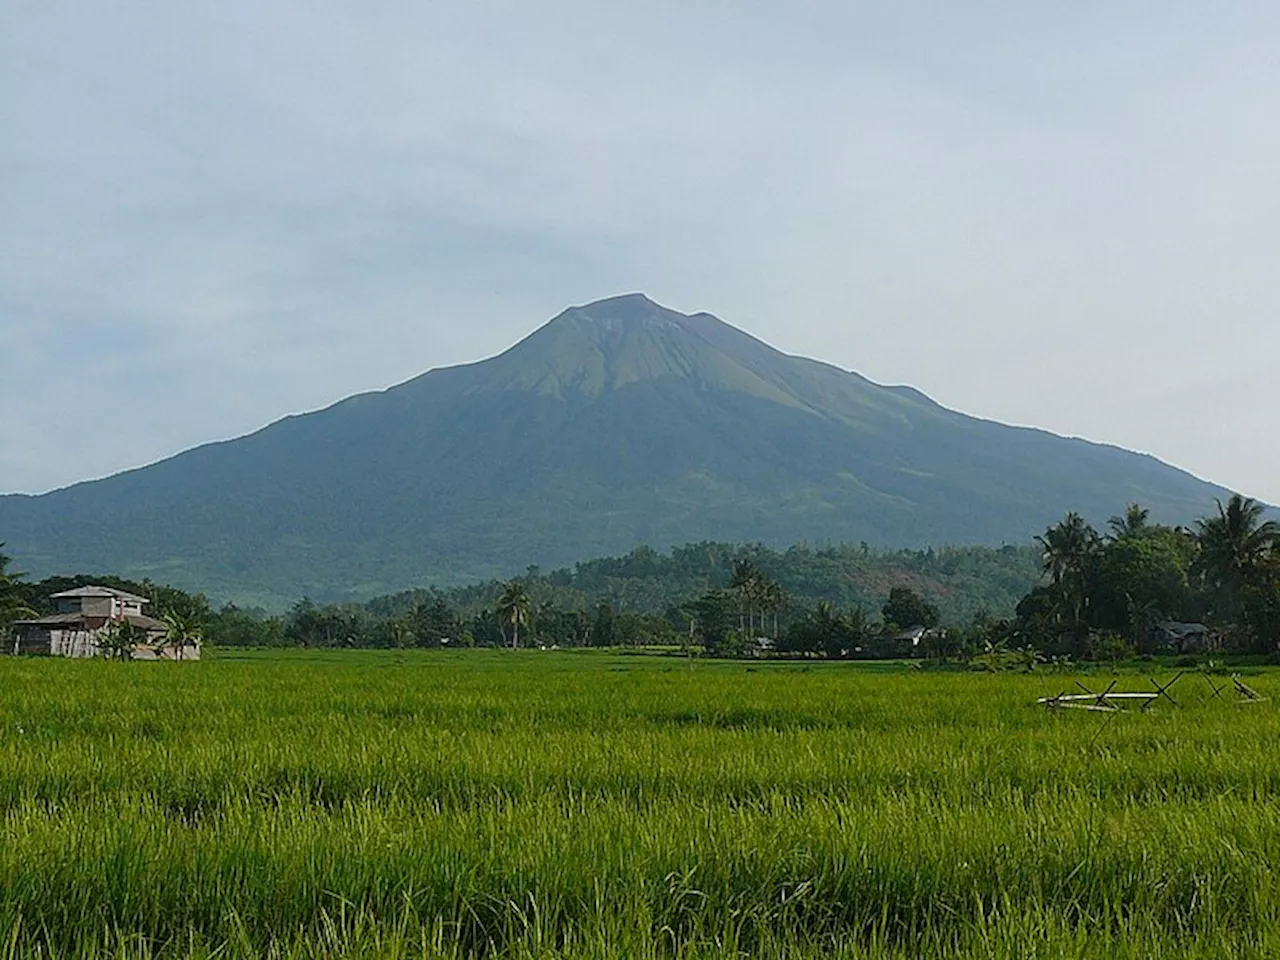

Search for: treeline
xmin=661 ymin=496 xmax=1280 ymax=662
xmin=0 ymin=539 xmax=1038 ymax=653
xmin=183 ymin=497 xmax=1280 ymax=660
xmin=772 ymin=495 xmax=1280 ymax=664
xmin=1008 ymin=496 xmax=1280 ymax=658
xmin=5 ymin=495 xmax=1280 ymax=661
xmin=206 ymin=541 xmax=1040 ymax=652
xmin=370 ymin=541 xmax=1040 ymax=624
xmin=199 ymin=569 xmax=954 ymax=657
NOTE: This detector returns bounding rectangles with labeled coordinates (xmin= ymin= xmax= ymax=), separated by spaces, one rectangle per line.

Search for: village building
xmin=8 ymin=586 xmax=200 ymax=660
xmin=1153 ymin=621 xmax=1217 ymax=653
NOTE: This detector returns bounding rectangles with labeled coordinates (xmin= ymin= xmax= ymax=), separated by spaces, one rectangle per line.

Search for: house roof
xmin=125 ymin=613 xmax=168 ymax=631
xmin=14 ymin=612 xmax=96 ymax=627
xmin=49 ymin=585 xmax=150 ymax=604
xmin=1156 ymin=621 xmax=1210 ymax=637
xmin=14 ymin=612 xmax=168 ymax=632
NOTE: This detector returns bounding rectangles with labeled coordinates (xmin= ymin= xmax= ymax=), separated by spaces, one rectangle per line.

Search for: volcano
xmin=0 ymin=294 xmax=1237 ymax=605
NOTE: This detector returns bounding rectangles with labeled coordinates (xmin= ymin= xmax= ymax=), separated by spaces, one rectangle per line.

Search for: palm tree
xmin=1125 ymin=594 xmax=1164 ymax=653
xmin=0 ymin=543 xmax=19 ymax=587
xmin=162 ymin=611 xmax=201 ymax=661
xmin=810 ymin=601 xmax=849 ymax=659
xmin=0 ymin=545 xmax=34 ymax=650
xmin=1035 ymin=513 xmax=1101 ymax=629
xmin=100 ymin=619 xmax=146 ymax=661
xmin=758 ymin=578 xmax=788 ymax=639
xmin=533 ymin=600 xmax=558 ymax=647
xmin=729 ymin=559 xmax=759 ymax=635
xmin=1194 ymin=495 xmax=1280 ymax=620
xmin=1108 ymin=503 xmax=1151 ymax=539
xmin=1037 ymin=513 xmax=1099 ymax=584
xmin=496 ymin=580 xmax=532 ymax=649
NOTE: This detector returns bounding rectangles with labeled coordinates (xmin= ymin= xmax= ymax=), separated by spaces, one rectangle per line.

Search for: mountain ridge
xmin=0 ymin=294 xmax=1245 ymax=607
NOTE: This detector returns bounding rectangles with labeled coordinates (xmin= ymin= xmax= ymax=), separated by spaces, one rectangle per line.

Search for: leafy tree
xmin=468 ymin=608 xmax=505 ymax=647
xmin=539 ymin=607 xmax=591 ymax=647
xmin=1241 ymin=573 xmax=1280 ymax=652
xmin=614 ymin=611 xmax=667 ymax=647
xmin=409 ymin=595 xmax=458 ymax=647
xmin=689 ymin=590 xmax=737 ymax=655
xmin=780 ymin=610 xmax=820 ymax=656
xmin=1091 ymin=527 xmax=1196 ymax=644
xmin=666 ymin=602 xmax=699 ymax=652
xmin=285 ymin=599 xmax=360 ymax=648
xmin=1014 ymin=585 xmax=1070 ymax=652
xmin=919 ymin=628 xmax=973 ymax=662
xmin=590 ymin=603 xmax=615 ymax=647
xmin=881 ymin=587 xmax=939 ymax=630
xmin=205 ymin=604 xmax=285 ymax=647
xmin=364 ymin=617 xmax=415 ymax=650
xmin=811 ymin=602 xmax=847 ymax=659
xmin=948 ymin=609 xmax=1010 ymax=663
xmin=530 ymin=600 xmax=558 ymax=646
xmin=1088 ymin=631 xmax=1135 ymax=663
xmin=784 ymin=601 xmax=862 ymax=659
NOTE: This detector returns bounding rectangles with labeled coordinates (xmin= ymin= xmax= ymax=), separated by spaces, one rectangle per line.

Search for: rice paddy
xmin=2 ymin=649 xmax=1279 ymax=958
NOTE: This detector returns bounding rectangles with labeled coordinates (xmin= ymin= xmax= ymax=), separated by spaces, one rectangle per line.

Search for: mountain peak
xmin=552 ymin=293 xmax=686 ymax=330
xmin=475 ymin=293 xmax=792 ymax=402
xmin=573 ymin=292 xmax=666 ymax=315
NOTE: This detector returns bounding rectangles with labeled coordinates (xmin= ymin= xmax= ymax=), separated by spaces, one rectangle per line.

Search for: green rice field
xmin=2 ymin=650 xmax=1279 ymax=958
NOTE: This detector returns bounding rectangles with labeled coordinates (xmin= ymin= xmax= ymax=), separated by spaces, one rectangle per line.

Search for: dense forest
xmin=3 ymin=494 xmax=1279 ymax=662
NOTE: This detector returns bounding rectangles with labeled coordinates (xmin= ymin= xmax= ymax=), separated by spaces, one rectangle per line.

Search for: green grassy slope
xmin=0 ymin=294 xmax=1240 ymax=606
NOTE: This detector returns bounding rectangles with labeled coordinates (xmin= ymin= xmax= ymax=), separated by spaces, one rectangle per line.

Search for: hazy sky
xmin=3 ymin=2 xmax=1279 ymax=501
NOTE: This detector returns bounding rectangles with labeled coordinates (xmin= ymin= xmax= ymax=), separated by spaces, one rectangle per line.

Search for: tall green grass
xmin=0 ymin=650 xmax=1277 ymax=957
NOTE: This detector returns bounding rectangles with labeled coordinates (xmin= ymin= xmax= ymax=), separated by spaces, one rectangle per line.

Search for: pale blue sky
xmin=3 ymin=2 xmax=1278 ymax=500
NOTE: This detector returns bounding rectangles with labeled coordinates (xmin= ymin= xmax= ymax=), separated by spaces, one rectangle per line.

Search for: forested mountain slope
xmin=0 ymin=294 xmax=1239 ymax=606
